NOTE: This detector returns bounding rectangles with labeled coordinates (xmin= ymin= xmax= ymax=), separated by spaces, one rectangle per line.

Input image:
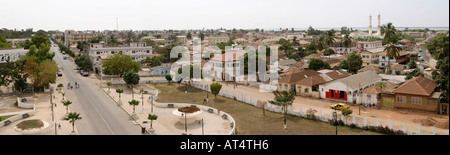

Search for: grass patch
xmin=0 ymin=115 xmax=15 ymax=121
xmin=152 ymin=83 xmax=380 ymax=135
xmin=16 ymin=119 xmax=44 ymax=130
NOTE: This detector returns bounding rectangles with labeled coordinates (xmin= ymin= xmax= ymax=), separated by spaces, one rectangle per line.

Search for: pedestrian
xmin=203 ymin=98 xmax=206 ymax=104
xmin=58 ymin=124 xmax=61 ymax=129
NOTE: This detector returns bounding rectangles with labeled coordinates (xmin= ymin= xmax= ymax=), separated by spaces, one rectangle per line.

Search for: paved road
xmin=51 ymin=43 xmax=141 ymax=135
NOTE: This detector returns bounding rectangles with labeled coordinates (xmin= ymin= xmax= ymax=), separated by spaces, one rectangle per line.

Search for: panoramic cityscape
xmin=0 ymin=0 xmax=449 ymax=141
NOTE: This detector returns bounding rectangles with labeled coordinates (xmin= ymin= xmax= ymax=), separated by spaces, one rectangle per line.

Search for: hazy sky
xmin=0 ymin=0 xmax=448 ymax=31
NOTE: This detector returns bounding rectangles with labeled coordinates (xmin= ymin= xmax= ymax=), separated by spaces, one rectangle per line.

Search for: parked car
xmin=82 ymin=71 xmax=89 ymax=77
xmin=57 ymin=70 xmax=63 ymax=77
xmin=80 ymin=70 xmax=85 ymax=75
xmin=330 ymin=103 xmax=350 ymax=110
xmin=63 ymin=56 xmax=67 ymax=60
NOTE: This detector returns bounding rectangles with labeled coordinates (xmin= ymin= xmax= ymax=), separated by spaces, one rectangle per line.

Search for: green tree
xmin=23 ymin=57 xmax=58 ymax=89
xmin=64 ymin=112 xmax=82 ymax=133
xmin=62 ymin=100 xmax=72 ymax=114
xmin=199 ymin=33 xmax=205 ymax=41
xmin=128 ymin=99 xmax=140 ymax=113
xmin=342 ymin=34 xmax=353 ymax=53
xmin=339 ymin=53 xmax=363 ymax=74
xmin=308 ymin=58 xmax=331 ymax=71
xmin=186 ymin=32 xmax=192 ymax=40
xmin=123 ymin=71 xmax=140 ymax=99
xmin=269 ymin=91 xmax=295 ymax=129
xmin=384 ymin=44 xmax=402 ymax=73
xmin=0 ymin=36 xmax=12 ymax=48
xmin=102 ymin=52 xmax=140 ymax=77
xmin=75 ymin=55 xmax=93 ymax=71
xmin=323 ymin=49 xmax=335 ymax=60
xmin=210 ymin=82 xmax=222 ymax=99
xmin=428 ymin=34 xmax=449 ymax=103
xmin=76 ymin=41 xmax=87 ymax=51
xmin=116 ymin=89 xmax=124 ymax=100
xmin=407 ymin=57 xmax=417 ymax=69
xmin=324 ymin=30 xmax=336 ymax=49
xmin=382 ymin=23 xmax=397 ymax=44
xmin=376 ymin=82 xmax=387 ymax=89
xmin=147 ymin=114 xmax=158 ymax=129
xmin=30 ymin=30 xmax=50 ymax=49
xmin=165 ymin=74 xmax=173 ymax=84
xmin=315 ymin=35 xmax=326 ymax=52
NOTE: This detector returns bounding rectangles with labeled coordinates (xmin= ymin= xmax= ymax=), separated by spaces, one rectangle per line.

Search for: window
xmin=396 ymin=95 xmax=406 ymax=103
xmin=279 ymin=84 xmax=282 ymax=89
xmin=411 ymin=97 xmax=422 ymax=105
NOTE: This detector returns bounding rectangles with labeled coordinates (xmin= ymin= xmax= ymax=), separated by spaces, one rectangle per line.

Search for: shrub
xmin=341 ymin=109 xmax=353 ymax=117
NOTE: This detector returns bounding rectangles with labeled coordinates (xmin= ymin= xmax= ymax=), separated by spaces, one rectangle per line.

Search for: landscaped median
xmin=98 ymin=82 xmax=235 ymax=135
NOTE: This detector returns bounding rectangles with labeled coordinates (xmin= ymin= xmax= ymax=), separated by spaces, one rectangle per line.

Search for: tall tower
xmin=369 ymin=14 xmax=373 ymax=35
xmin=376 ymin=13 xmax=381 ymax=36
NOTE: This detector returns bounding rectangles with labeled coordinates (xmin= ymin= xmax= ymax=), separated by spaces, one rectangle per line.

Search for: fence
xmin=191 ymin=82 xmax=449 ymax=135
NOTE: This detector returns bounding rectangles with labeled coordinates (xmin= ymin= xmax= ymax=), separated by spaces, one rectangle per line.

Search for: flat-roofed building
xmin=0 ymin=48 xmax=28 ymax=63
xmin=208 ymin=36 xmax=229 ymax=45
xmin=86 ymin=42 xmax=152 ymax=74
xmin=64 ymin=30 xmax=98 ymax=47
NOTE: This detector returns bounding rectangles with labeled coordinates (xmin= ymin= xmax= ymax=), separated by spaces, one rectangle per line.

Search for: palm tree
xmin=64 ymin=112 xmax=82 ymax=133
xmin=62 ymin=100 xmax=72 ymax=114
xmin=147 ymin=114 xmax=158 ymax=129
xmin=107 ymin=82 xmax=112 ymax=93
xmin=128 ymin=99 xmax=140 ymax=113
xmin=342 ymin=34 xmax=352 ymax=54
xmin=376 ymin=82 xmax=387 ymax=89
xmin=382 ymin=23 xmax=402 ymax=73
xmin=116 ymin=89 xmax=123 ymax=100
xmin=384 ymin=44 xmax=402 ymax=73
xmin=269 ymin=91 xmax=295 ymax=129
xmin=324 ymin=30 xmax=336 ymax=49
xmin=316 ymin=35 xmax=326 ymax=52
xmin=382 ymin=23 xmax=396 ymax=44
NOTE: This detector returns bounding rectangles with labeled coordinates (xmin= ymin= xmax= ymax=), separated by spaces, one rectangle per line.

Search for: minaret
xmin=369 ymin=14 xmax=373 ymax=35
xmin=376 ymin=13 xmax=381 ymax=36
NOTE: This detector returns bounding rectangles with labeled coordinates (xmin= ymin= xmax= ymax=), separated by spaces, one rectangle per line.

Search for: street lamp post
xmin=201 ymin=118 xmax=204 ymax=135
xmin=151 ymin=96 xmax=154 ymax=113
xmin=334 ymin=107 xmax=338 ymax=135
xmin=182 ymin=112 xmax=187 ymax=132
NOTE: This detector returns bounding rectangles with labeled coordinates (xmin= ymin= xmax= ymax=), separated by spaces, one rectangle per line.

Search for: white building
xmin=86 ymin=42 xmax=152 ymax=73
xmin=207 ymin=49 xmax=246 ymax=81
xmin=0 ymin=48 xmax=28 ymax=63
xmin=319 ymin=71 xmax=382 ymax=103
